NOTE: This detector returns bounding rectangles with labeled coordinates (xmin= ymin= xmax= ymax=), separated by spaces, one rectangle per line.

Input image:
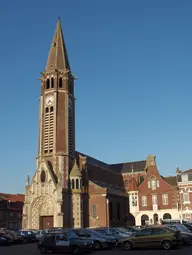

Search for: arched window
xmin=76 ymin=179 xmax=79 ymax=189
xmin=51 ymin=77 xmax=54 ymax=88
xmin=71 ymin=179 xmax=75 ymax=189
xmin=40 ymin=170 xmax=46 ymax=183
xmin=45 ymin=107 xmax=49 ymax=113
xmin=163 ymin=213 xmax=171 ymax=220
xmin=50 ymin=106 xmax=54 ymax=112
xmin=46 ymin=79 xmax=50 ymax=89
xmin=59 ymin=77 xmax=62 ymax=88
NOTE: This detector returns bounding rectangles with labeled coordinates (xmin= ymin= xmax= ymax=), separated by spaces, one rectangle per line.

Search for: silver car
xmin=86 ymin=228 xmax=117 ymax=246
xmin=71 ymin=228 xmax=112 ymax=250
xmin=35 ymin=230 xmax=48 ymax=242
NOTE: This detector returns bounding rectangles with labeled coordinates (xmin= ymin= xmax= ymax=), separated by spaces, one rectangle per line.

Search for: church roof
xmin=45 ymin=18 xmax=70 ymax=72
xmin=110 ymin=160 xmax=146 ymax=174
xmin=76 ymin=151 xmax=146 ymax=174
xmin=70 ymin=160 xmax=82 ymax=177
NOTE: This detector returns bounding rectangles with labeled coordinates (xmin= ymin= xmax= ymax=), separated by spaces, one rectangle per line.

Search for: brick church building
xmin=22 ymin=19 xmax=180 ymax=230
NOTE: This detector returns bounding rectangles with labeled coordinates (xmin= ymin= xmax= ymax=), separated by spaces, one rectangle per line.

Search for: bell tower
xmin=37 ymin=18 xmax=76 ymax=189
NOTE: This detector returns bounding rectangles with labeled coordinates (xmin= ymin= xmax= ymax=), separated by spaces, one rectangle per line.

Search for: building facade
xmin=22 ymin=19 xmax=183 ymax=230
xmin=0 ymin=193 xmax=24 ymax=230
xmin=127 ymin=154 xmax=180 ymax=226
xmin=177 ymin=168 xmax=192 ymax=222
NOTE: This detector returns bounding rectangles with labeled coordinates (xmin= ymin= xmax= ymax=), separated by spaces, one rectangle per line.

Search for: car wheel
xmin=39 ymin=246 xmax=47 ymax=254
xmin=162 ymin=240 xmax=172 ymax=250
xmin=123 ymin=241 xmax=133 ymax=251
xmin=94 ymin=241 xmax=102 ymax=250
xmin=72 ymin=245 xmax=81 ymax=255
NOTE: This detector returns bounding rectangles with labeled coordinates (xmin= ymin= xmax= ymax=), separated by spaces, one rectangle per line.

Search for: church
xmin=22 ymin=19 xmax=178 ymax=230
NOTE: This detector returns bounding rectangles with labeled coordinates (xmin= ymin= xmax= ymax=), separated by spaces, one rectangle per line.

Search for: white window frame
xmin=162 ymin=193 xmax=168 ymax=205
xmin=183 ymin=192 xmax=190 ymax=203
xmin=151 ymin=179 xmax=156 ymax=190
xmin=152 ymin=194 xmax=157 ymax=205
xmin=142 ymin=196 xmax=147 ymax=207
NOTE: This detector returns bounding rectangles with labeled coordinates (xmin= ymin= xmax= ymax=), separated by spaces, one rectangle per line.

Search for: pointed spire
xmin=70 ymin=159 xmax=82 ymax=177
xmin=45 ymin=18 xmax=71 ymax=72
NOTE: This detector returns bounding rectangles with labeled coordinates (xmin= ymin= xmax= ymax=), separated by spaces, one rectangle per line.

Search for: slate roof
xmin=110 ymin=160 xmax=146 ymax=173
xmin=162 ymin=176 xmax=178 ymax=187
xmin=76 ymin=151 xmax=146 ymax=174
xmin=182 ymin=169 xmax=192 ymax=174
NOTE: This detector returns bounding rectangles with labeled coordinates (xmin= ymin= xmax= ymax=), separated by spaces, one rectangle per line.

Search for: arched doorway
xmin=163 ymin=213 xmax=171 ymax=220
xmin=141 ymin=214 xmax=149 ymax=226
xmin=153 ymin=213 xmax=158 ymax=224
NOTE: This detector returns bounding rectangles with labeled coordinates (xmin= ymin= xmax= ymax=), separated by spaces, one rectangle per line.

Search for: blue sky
xmin=1 ymin=0 xmax=192 ymax=193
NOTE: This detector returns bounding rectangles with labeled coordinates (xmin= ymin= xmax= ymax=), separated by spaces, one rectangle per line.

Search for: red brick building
xmin=22 ymin=18 xmax=181 ymax=229
xmin=0 ymin=193 xmax=24 ymax=230
xmin=127 ymin=154 xmax=180 ymax=226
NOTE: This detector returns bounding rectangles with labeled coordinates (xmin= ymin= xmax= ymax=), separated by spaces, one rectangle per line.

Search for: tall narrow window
xmin=162 ymin=193 xmax=168 ymax=205
xmin=76 ymin=179 xmax=79 ymax=189
xmin=142 ymin=196 xmax=147 ymax=206
xmin=44 ymin=106 xmax=54 ymax=153
xmin=46 ymin=79 xmax=50 ymax=89
xmin=51 ymin=77 xmax=54 ymax=88
xmin=183 ymin=192 xmax=189 ymax=203
xmin=151 ymin=178 xmax=157 ymax=190
xmin=71 ymin=179 xmax=75 ymax=189
xmin=92 ymin=205 xmax=96 ymax=218
xmin=59 ymin=77 xmax=62 ymax=88
xmin=68 ymin=105 xmax=73 ymax=155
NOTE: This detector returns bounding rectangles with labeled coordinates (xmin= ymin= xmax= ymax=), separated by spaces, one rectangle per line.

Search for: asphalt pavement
xmin=1 ymin=243 xmax=192 ymax=255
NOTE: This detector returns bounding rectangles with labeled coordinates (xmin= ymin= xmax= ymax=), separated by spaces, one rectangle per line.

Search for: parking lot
xmin=1 ymin=243 xmax=192 ymax=255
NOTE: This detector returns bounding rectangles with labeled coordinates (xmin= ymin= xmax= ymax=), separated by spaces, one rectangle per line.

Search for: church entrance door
xmin=40 ymin=216 xmax=54 ymax=229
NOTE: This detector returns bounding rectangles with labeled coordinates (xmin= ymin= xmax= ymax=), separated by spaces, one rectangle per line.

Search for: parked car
xmin=2 ymin=229 xmax=27 ymax=244
xmin=124 ymin=226 xmax=139 ymax=234
xmin=18 ymin=230 xmax=37 ymax=243
xmin=36 ymin=230 xmax=48 ymax=242
xmin=167 ymin=224 xmax=192 ymax=245
xmin=94 ymin=227 xmax=131 ymax=242
xmin=0 ymin=235 xmax=13 ymax=246
xmin=71 ymin=228 xmax=112 ymax=250
xmin=183 ymin=223 xmax=192 ymax=232
xmin=38 ymin=231 xmax=94 ymax=254
xmin=85 ymin=228 xmax=116 ymax=247
xmin=118 ymin=226 xmax=182 ymax=250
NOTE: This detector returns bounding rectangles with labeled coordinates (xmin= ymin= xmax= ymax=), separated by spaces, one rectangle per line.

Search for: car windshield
xmin=66 ymin=231 xmax=78 ymax=239
xmin=171 ymin=225 xmax=189 ymax=232
xmin=86 ymin=229 xmax=102 ymax=236
xmin=115 ymin=228 xmax=128 ymax=234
